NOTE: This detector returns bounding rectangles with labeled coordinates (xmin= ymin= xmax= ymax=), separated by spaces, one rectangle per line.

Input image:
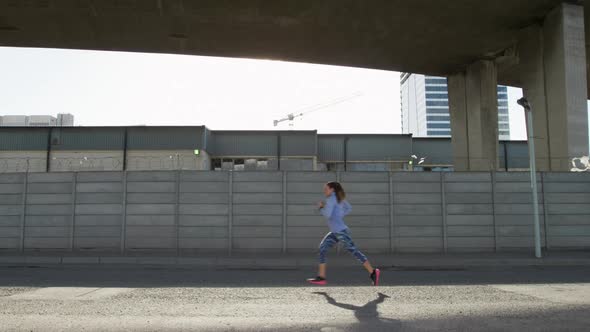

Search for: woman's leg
xmin=335 ymin=230 xmax=373 ymax=273
xmin=317 ymin=232 xmax=338 ymax=278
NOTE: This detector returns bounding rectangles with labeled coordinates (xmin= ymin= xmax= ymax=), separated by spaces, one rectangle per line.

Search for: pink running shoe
xmin=307 ymin=276 xmax=327 ymax=285
xmin=370 ymin=269 xmax=381 ymax=286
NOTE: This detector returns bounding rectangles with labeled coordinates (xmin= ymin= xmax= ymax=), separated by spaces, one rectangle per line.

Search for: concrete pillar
xmin=448 ymin=60 xmax=499 ymax=171
xmin=518 ymin=25 xmax=552 ymax=171
xmin=543 ymin=4 xmax=589 ymax=170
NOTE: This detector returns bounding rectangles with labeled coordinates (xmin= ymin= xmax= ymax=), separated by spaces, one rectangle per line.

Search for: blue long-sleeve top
xmin=319 ymin=192 xmax=352 ymax=233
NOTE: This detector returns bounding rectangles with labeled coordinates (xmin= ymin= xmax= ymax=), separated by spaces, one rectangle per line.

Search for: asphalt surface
xmin=1 ymin=265 xmax=589 ymax=331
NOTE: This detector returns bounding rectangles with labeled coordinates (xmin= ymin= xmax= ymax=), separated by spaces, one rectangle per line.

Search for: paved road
xmin=1 ymin=265 xmax=589 ymax=331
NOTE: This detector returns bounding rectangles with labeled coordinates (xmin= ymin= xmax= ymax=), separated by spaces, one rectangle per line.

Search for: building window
xmin=426 ymin=100 xmax=449 ymax=107
xmin=425 ymin=93 xmax=449 ymax=99
xmin=425 ymin=86 xmax=448 ymax=92
xmin=427 ymin=116 xmax=450 ymax=122
xmin=427 ymin=130 xmax=451 ymax=136
xmin=425 ymin=78 xmax=448 ymax=84
xmin=427 ymin=123 xmax=451 ymax=129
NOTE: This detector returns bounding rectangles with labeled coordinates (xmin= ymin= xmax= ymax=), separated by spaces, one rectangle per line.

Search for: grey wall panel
xmin=548 ymin=215 xmax=590 ymax=225
xmin=347 ymin=205 xmax=390 ymax=216
xmin=179 ymin=204 xmax=229 ymax=215
xmin=76 ymin=172 xmax=123 ymax=182
xmin=75 ymin=227 xmax=121 ymax=237
xmin=497 ymin=237 xmax=545 ymax=248
xmin=233 ymin=172 xmax=282 ymax=182
xmin=494 ymin=193 xmax=543 ymax=204
xmin=76 ymin=193 xmax=123 ymax=204
xmin=126 ymin=226 xmax=175 ymax=238
xmin=126 ymin=237 xmax=175 ymax=249
xmin=287 ymin=205 xmax=321 ymax=216
xmin=75 ymin=215 xmax=122 ymax=226
xmin=179 ymin=227 xmax=228 ymax=238
xmin=341 ymin=172 xmax=389 ymax=182
xmin=0 ymin=205 xmax=21 ymax=215
xmin=397 ymin=238 xmax=443 ymax=249
xmin=180 ymin=182 xmax=228 ymax=193
xmin=127 ymin=204 xmax=175 ymax=215
xmin=233 ymin=226 xmax=281 ymax=238
xmin=233 ymin=205 xmax=282 ymax=215
xmin=76 ymin=204 xmax=123 ymax=215
xmin=447 ymin=226 xmax=494 ymax=237
xmin=233 ymin=215 xmax=281 ymax=226
xmin=76 ymin=182 xmax=123 ymax=193
xmin=27 ymin=183 xmax=72 ymax=194
xmin=180 ymin=193 xmax=228 ymax=204
xmin=287 ymin=238 xmax=324 ymax=249
xmin=288 ymin=183 xmax=327 ymax=193
xmin=494 ymin=204 xmax=544 ymax=215
xmin=0 ymin=227 xmax=20 ymax=237
xmin=0 ymin=173 xmax=25 ymax=183
xmin=545 ymin=193 xmax=590 ymax=204
xmin=24 ymin=238 xmax=69 ymax=249
xmin=127 ymin=182 xmax=175 ymax=193
xmin=26 ymin=194 xmax=72 ymax=204
xmin=25 ymin=226 xmax=70 ymax=237
xmin=27 ymin=173 xmax=73 ymax=183
xmin=547 ymin=204 xmax=590 ymax=214
xmin=543 ymin=172 xmax=590 ymax=182
xmin=234 ymin=182 xmax=282 ymax=193
xmin=232 ymin=238 xmax=282 ymax=249
xmin=445 ymin=193 xmax=492 ymax=204
xmin=547 ymin=237 xmax=590 ymax=247
xmin=0 ymin=194 xmax=23 ymax=204
xmin=345 ymin=216 xmax=391 ymax=227
xmin=395 ymin=226 xmax=442 ymax=237
xmin=394 ymin=215 xmax=443 ymax=226
xmin=26 ymin=204 xmax=72 ymax=215
xmin=287 ymin=226 xmax=328 ymax=238
xmin=446 ymin=215 xmax=494 ymax=226
xmin=349 ymin=238 xmax=389 ymax=251
xmin=287 ymin=172 xmax=336 ymax=182
xmin=496 ymin=172 xmax=540 ymax=182
xmin=548 ymin=226 xmax=590 ymax=236
xmin=179 ymin=216 xmax=228 ymax=227
xmin=343 ymin=183 xmax=389 ymax=193
xmin=444 ymin=173 xmax=491 ymax=182
xmin=394 ymin=204 xmax=441 ymax=216
xmin=0 ymin=238 xmax=19 ymax=249
xmin=345 ymin=193 xmax=390 ymax=204
xmin=233 ymin=193 xmax=282 ymax=204
xmin=180 ymin=171 xmax=229 ymax=182
xmin=446 ymin=204 xmax=493 ymax=214
xmin=498 ymin=226 xmax=546 ymax=237
xmin=75 ymin=238 xmax=120 ymax=249
xmin=0 ymin=216 xmax=20 ymax=226
xmin=0 ymin=184 xmax=23 ymax=194
xmin=179 ymin=238 xmax=229 ymax=249
xmin=495 ymin=215 xmax=546 ymax=225
xmin=126 ymin=171 xmax=176 ymax=182
xmin=25 ymin=215 xmax=70 ymax=226
xmin=391 ymin=172 xmax=440 ymax=182
xmin=393 ymin=183 xmax=440 ymax=193
xmin=445 ymin=183 xmax=491 ymax=193
xmin=287 ymin=216 xmax=324 ymax=227
xmin=126 ymin=193 xmax=175 ymax=204
xmin=496 ymin=182 xmax=543 ymax=193
xmin=126 ymin=215 xmax=175 ymax=226
xmin=447 ymin=237 xmax=495 ymax=249
xmin=393 ymin=193 xmax=441 ymax=204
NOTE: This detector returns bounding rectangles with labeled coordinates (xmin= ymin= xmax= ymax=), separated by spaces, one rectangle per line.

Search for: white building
xmin=401 ymin=73 xmax=510 ymax=140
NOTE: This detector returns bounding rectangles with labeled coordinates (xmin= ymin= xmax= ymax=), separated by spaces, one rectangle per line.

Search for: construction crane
xmin=273 ymin=92 xmax=363 ymax=128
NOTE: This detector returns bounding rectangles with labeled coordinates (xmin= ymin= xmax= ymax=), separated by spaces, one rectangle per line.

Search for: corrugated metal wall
xmin=51 ymin=128 xmax=125 ymax=150
xmin=1 ymin=171 xmax=588 ymax=254
xmin=0 ymin=128 xmax=49 ymax=151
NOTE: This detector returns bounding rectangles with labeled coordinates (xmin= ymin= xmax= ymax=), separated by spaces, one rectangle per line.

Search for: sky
xmin=0 ymin=45 xmax=569 ymax=141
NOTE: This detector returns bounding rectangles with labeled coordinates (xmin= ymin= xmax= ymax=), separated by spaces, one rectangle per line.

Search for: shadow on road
xmin=313 ymin=291 xmax=402 ymax=331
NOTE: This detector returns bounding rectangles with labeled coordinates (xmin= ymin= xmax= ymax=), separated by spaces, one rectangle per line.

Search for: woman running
xmin=307 ymin=181 xmax=380 ymax=286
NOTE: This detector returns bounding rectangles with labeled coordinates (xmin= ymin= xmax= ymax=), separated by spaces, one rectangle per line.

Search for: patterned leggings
xmin=318 ymin=229 xmax=367 ymax=264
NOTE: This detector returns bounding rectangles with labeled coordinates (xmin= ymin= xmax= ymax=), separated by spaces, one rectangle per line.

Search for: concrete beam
xmin=449 ymin=61 xmax=499 ymax=171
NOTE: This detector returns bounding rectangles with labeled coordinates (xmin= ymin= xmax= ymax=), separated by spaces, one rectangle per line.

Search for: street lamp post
xmin=517 ymin=97 xmax=542 ymax=258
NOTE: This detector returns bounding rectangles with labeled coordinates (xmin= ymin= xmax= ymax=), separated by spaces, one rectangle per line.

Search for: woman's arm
xmin=342 ymin=200 xmax=352 ymax=216
xmin=319 ymin=197 xmax=336 ymax=219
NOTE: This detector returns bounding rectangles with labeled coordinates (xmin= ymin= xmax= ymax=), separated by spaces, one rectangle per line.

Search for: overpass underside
xmin=0 ymin=0 xmax=588 ymax=171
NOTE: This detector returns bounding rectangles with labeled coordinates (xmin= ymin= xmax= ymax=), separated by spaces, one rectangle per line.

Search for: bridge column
xmin=519 ymin=4 xmax=589 ymax=171
xmin=448 ymin=60 xmax=499 ymax=171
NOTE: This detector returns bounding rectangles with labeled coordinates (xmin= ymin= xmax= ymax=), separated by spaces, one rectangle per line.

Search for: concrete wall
xmin=0 ymin=151 xmax=47 ymax=173
xmin=126 ymin=150 xmax=210 ymax=171
xmin=50 ymin=151 xmax=124 ymax=172
xmin=0 ymin=171 xmax=588 ymax=254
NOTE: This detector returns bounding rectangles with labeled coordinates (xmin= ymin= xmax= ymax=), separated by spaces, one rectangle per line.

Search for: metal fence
xmin=0 ymin=171 xmax=589 ymax=254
